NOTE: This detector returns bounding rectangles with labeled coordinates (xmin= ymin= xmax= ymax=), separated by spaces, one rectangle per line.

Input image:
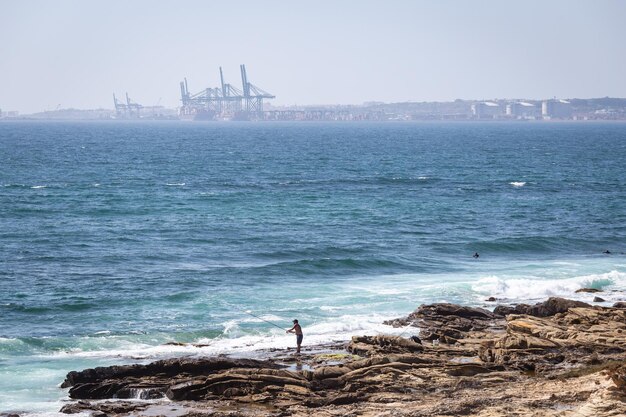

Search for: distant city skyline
xmin=1 ymin=0 xmax=625 ymax=114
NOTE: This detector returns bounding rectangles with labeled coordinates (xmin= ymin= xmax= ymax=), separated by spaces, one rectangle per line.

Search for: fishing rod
xmin=242 ymin=309 xmax=288 ymax=331
xmin=396 ymin=320 xmax=418 ymax=338
xmin=224 ymin=301 xmax=287 ymax=331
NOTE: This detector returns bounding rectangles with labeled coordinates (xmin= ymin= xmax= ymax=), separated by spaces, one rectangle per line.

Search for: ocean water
xmin=0 ymin=120 xmax=625 ymax=413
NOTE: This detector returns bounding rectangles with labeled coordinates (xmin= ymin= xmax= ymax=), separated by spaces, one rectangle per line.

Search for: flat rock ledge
xmin=61 ymin=297 xmax=626 ymax=417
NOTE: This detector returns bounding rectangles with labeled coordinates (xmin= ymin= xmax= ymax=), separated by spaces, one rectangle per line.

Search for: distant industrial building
xmin=0 ymin=109 xmax=19 ymax=118
xmin=471 ymin=102 xmax=502 ymax=118
xmin=506 ymin=102 xmax=538 ymax=119
xmin=542 ymin=99 xmax=572 ymax=119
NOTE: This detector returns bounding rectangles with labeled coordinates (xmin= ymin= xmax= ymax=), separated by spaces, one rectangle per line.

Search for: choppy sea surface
xmin=1 ymin=121 xmax=625 ymax=413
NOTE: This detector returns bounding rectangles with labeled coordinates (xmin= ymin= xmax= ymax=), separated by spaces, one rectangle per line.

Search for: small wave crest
xmin=509 ymin=181 xmax=526 ymax=187
xmin=249 ymin=257 xmax=406 ymax=275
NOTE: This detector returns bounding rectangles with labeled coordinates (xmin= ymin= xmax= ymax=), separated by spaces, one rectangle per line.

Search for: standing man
xmin=287 ymin=319 xmax=303 ymax=353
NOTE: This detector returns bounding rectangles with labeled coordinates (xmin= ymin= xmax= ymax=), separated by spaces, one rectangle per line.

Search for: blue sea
xmin=1 ymin=121 xmax=625 ymax=413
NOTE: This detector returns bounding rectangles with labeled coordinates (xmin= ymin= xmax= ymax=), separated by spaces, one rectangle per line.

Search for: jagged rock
xmin=165 ymin=368 xmax=310 ymax=401
xmin=385 ymin=302 xmax=503 ymax=346
xmin=576 ymin=288 xmax=602 ymax=293
xmin=385 ymin=303 xmax=497 ymax=327
xmin=347 ymin=335 xmax=424 ymax=356
xmin=62 ymin=357 xmax=276 ymax=388
xmin=416 ymin=303 xmax=498 ymax=319
xmin=614 ymin=302 xmax=626 ymax=309
xmin=480 ymin=306 xmax=626 ymax=372
xmin=492 ymin=305 xmax=519 ymax=316
xmin=530 ymin=297 xmax=592 ymax=316
xmin=60 ymin=401 xmax=91 ymax=414
xmin=60 ymin=400 xmax=147 ymax=415
xmin=64 ymin=358 xmax=283 ymax=400
xmin=594 ymin=296 xmax=606 ymax=302
xmin=166 ymin=378 xmax=208 ymax=401
xmin=493 ymin=297 xmax=591 ymax=317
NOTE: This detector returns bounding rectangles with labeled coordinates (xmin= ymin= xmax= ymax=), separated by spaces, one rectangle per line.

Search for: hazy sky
xmin=1 ymin=0 xmax=625 ymax=113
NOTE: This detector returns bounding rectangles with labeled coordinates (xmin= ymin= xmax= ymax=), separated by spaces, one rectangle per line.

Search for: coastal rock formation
xmin=60 ymin=299 xmax=626 ymax=417
xmin=576 ymin=288 xmax=602 ymax=293
xmin=347 ymin=335 xmax=423 ymax=356
xmin=383 ymin=303 xmax=502 ymax=344
xmin=492 ymin=296 xmax=591 ymax=317
xmin=62 ymin=357 xmax=279 ymax=400
xmin=479 ymin=306 xmax=626 ymax=373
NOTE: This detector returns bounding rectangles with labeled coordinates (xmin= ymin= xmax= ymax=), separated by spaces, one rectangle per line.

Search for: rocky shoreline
xmin=57 ymin=297 xmax=626 ymax=417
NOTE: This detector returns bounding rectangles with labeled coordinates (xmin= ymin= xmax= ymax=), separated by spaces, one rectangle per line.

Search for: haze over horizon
xmin=1 ymin=0 xmax=625 ymax=114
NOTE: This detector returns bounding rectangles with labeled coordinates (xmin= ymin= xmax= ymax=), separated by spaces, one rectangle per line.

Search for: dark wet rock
xmin=613 ymin=302 xmax=626 ymax=309
xmin=529 ymin=297 xmax=592 ymax=316
xmin=385 ymin=303 xmax=497 ymax=327
xmin=417 ymin=303 xmax=498 ymax=319
xmin=493 ymin=297 xmax=591 ymax=318
xmin=166 ymin=378 xmax=208 ymax=401
xmin=576 ymin=288 xmax=602 ymax=293
xmin=594 ymin=296 xmax=606 ymax=303
xmin=62 ymin=357 xmax=276 ymax=388
xmin=385 ymin=303 xmax=503 ymax=346
xmin=492 ymin=301 xmax=529 ymax=317
xmin=445 ymin=364 xmax=497 ymax=377
xmin=486 ymin=297 xmax=497 ymax=302
xmin=63 ymin=357 xmax=282 ymax=400
xmin=492 ymin=305 xmax=519 ymax=316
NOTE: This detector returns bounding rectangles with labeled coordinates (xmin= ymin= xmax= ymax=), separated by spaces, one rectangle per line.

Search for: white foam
xmin=40 ymin=311 xmax=417 ymax=362
xmin=319 ymin=305 xmax=342 ymax=312
xmin=509 ymin=181 xmax=526 ymax=187
xmin=3 ymin=410 xmax=74 ymax=417
xmin=31 ymin=185 xmax=47 ymax=189
xmin=166 ymin=182 xmax=185 ymax=186
xmin=472 ymin=270 xmax=625 ymax=303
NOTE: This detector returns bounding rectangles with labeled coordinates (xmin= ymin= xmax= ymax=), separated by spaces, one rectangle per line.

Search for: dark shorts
xmin=296 ymin=334 xmax=303 ymax=345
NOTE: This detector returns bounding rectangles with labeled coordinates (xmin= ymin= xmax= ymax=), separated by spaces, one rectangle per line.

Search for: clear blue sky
xmin=1 ymin=0 xmax=625 ymax=113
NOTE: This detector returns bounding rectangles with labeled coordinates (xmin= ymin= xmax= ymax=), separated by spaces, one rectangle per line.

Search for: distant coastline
xmin=2 ymin=97 xmax=626 ymax=122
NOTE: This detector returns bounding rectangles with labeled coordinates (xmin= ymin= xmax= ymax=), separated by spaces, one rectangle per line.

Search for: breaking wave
xmin=472 ymin=270 xmax=624 ymax=303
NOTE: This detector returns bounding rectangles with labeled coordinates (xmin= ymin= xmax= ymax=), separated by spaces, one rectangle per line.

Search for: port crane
xmin=179 ymin=65 xmax=275 ymax=120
